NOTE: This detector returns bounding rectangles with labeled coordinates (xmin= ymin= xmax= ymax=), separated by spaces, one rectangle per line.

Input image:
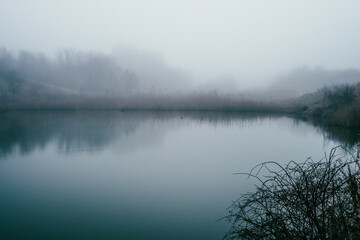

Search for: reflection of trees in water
xmin=0 ymin=113 xmax=50 ymax=156
xmin=0 ymin=111 xmax=358 ymax=158
xmin=55 ymin=116 xmax=139 ymax=152
xmin=0 ymin=112 xmax=140 ymax=157
xmin=319 ymin=126 xmax=359 ymax=148
xmin=292 ymin=116 xmax=360 ymax=148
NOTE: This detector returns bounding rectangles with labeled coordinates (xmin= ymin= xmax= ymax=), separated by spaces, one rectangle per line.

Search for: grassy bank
xmin=1 ymin=83 xmax=359 ymax=129
xmin=0 ymin=91 xmax=284 ymax=113
xmin=291 ymin=83 xmax=360 ymax=129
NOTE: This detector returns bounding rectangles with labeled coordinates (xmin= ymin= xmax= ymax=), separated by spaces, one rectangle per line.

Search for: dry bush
xmin=224 ymin=146 xmax=360 ymax=240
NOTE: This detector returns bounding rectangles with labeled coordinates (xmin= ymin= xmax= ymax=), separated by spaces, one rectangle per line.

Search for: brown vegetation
xmin=298 ymin=83 xmax=360 ymax=129
xmin=0 ymin=91 xmax=282 ymax=113
xmin=1 ymin=47 xmax=359 ymax=129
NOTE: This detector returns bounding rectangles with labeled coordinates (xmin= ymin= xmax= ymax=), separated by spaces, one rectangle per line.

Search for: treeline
xmin=0 ymin=48 xmax=138 ymax=99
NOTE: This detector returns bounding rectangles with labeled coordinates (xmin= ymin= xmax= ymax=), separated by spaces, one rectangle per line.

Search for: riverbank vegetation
xmin=2 ymin=82 xmax=359 ymax=130
xmin=292 ymin=83 xmax=360 ymax=129
xmin=1 ymin=48 xmax=359 ymax=129
xmin=223 ymin=146 xmax=360 ymax=240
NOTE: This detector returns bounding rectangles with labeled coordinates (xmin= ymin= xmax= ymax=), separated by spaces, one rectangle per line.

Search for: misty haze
xmin=0 ymin=1 xmax=360 ymax=240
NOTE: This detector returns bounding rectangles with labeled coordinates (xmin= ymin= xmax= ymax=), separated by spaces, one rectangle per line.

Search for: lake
xmin=0 ymin=111 xmax=357 ymax=240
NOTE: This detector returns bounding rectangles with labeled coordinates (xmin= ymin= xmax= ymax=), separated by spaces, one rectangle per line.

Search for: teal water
xmin=0 ymin=111 xmax=355 ymax=240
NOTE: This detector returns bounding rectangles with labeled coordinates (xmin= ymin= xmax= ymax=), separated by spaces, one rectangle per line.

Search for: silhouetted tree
xmin=323 ymin=84 xmax=357 ymax=106
xmin=224 ymin=146 xmax=360 ymax=240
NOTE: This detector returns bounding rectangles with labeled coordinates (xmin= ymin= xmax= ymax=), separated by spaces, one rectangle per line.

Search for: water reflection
xmin=0 ymin=111 xmax=358 ymax=240
xmin=0 ymin=111 xmax=358 ymax=158
xmin=0 ymin=111 xmax=137 ymax=156
xmin=308 ymin=117 xmax=360 ymax=148
xmin=0 ymin=111 xmax=277 ymax=157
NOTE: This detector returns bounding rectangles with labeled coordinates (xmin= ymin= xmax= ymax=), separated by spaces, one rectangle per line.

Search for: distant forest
xmin=0 ymin=48 xmax=139 ymax=97
xmin=1 ymin=47 xmax=360 ymax=129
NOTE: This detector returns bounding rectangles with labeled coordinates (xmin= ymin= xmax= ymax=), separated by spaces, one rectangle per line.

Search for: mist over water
xmin=1 ymin=1 xmax=360 ymax=239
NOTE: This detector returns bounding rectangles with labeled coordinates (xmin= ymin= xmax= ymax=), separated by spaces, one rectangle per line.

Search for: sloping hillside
xmin=267 ymin=67 xmax=360 ymax=99
xmin=290 ymin=83 xmax=360 ymax=128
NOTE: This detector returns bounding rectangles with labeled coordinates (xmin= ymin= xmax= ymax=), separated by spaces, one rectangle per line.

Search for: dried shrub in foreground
xmin=224 ymin=147 xmax=360 ymax=240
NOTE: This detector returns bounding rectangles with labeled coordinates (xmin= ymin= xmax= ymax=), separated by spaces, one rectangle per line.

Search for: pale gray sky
xmin=0 ymin=0 xmax=359 ymax=86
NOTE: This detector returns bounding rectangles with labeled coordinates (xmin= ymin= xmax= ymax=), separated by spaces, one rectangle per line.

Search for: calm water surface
xmin=0 ymin=111 xmax=357 ymax=240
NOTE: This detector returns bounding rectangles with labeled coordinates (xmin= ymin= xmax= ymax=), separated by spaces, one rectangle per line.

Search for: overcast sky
xmin=0 ymin=0 xmax=359 ymax=87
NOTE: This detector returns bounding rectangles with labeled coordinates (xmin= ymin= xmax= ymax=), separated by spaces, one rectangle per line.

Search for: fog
xmin=1 ymin=0 xmax=359 ymax=88
xmin=1 ymin=2 xmax=360 ymax=239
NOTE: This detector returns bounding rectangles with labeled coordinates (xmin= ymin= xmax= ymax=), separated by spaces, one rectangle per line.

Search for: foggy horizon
xmin=1 ymin=1 xmax=360 ymax=239
xmin=1 ymin=0 xmax=359 ymax=88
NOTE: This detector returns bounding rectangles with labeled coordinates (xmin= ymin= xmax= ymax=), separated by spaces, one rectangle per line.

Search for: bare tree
xmin=323 ymin=84 xmax=357 ymax=107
